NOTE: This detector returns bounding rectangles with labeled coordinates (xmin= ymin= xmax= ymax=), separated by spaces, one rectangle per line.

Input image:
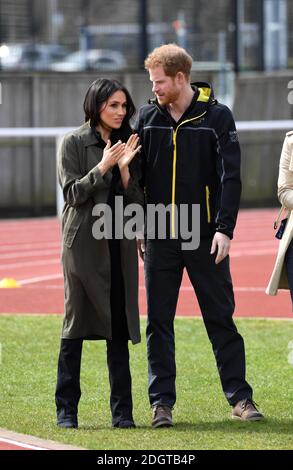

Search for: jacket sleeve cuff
xmin=216 ymin=225 xmax=233 ymax=240
xmin=279 ymin=191 xmax=293 ymax=211
xmin=79 ymin=166 xmax=112 ymax=192
xmin=116 ymin=177 xmax=136 ymax=200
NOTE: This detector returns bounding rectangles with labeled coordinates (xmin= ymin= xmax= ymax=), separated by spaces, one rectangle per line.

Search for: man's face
xmin=149 ymin=65 xmax=180 ymax=106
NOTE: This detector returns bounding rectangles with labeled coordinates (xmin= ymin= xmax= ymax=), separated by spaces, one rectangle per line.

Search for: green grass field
xmin=1 ymin=314 xmax=293 ymax=450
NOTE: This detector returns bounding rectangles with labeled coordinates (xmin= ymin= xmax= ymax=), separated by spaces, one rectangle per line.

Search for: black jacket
xmin=135 ymin=82 xmax=241 ymax=240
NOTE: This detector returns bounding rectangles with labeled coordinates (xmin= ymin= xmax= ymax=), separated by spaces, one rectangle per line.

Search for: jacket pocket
xmin=205 ymin=186 xmax=211 ymax=223
xmin=63 ymin=208 xmax=84 ymax=248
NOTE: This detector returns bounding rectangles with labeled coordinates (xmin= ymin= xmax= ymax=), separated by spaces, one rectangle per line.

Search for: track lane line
xmin=0 ymin=259 xmax=60 ymax=270
xmin=0 ymin=437 xmax=47 ymax=450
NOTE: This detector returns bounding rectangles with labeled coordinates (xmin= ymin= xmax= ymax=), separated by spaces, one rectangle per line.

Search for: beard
xmin=157 ymin=89 xmax=180 ymax=106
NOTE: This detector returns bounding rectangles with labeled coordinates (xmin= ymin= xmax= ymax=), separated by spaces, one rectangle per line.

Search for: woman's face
xmin=99 ymin=90 xmax=127 ymax=130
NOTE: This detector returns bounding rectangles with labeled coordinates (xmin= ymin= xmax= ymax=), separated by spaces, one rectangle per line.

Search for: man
xmin=135 ymin=44 xmax=264 ymax=427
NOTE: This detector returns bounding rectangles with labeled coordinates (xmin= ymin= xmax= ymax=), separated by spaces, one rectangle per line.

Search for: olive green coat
xmin=58 ymin=122 xmax=144 ymax=344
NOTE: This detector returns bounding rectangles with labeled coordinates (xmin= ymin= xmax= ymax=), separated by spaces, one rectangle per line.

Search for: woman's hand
xmin=118 ymin=134 xmax=142 ymax=170
xmin=137 ymin=238 xmax=145 ymax=261
xmin=97 ymin=140 xmax=125 ymax=175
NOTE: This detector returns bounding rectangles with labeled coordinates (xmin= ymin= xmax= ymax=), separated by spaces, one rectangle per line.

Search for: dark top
xmin=134 ymin=81 xmax=241 ymax=240
xmin=92 ymin=127 xmax=129 ymax=340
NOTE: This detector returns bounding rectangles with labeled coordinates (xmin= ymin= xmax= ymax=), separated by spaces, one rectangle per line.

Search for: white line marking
xmin=0 ymin=437 xmax=46 ymax=450
xmin=235 ymin=286 xmax=266 ymax=292
xmin=19 ymin=274 xmax=63 ymax=285
xmin=0 ymin=242 xmax=60 ymax=252
xmin=0 ymin=259 xmax=60 ymax=270
xmin=137 ymin=286 xmax=265 ymax=292
xmin=231 ymin=249 xmax=278 ymax=257
xmin=14 ymin=277 xmax=266 ymax=292
xmin=0 ymin=249 xmax=60 ymax=260
xmin=23 ymin=285 xmax=63 ymax=288
xmin=232 ymin=240 xmax=277 ymax=247
xmin=137 ymin=248 xmax=277 ymax=267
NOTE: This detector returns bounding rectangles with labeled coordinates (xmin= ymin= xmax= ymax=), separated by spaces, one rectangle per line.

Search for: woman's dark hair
xmin=83 ymin=78 xmax=136 ymax=142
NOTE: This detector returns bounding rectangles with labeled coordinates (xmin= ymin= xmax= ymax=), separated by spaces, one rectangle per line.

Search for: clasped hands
xmin=98 ymin=134 xmax=141 ymax=175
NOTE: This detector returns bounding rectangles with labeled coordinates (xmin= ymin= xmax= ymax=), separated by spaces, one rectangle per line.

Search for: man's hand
xmin=210 ymin=232 xmax=231 ymax=264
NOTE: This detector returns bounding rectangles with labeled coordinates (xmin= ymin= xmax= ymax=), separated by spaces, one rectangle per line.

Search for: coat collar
xmin=80 ymin=121 xmax=102 ymax=147
xmin=287 ymin=132 xmax=293 ymax=171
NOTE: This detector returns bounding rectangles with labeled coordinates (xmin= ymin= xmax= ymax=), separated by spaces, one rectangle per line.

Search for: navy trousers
xmin=144 ymin=238 xmax=253 ymax=408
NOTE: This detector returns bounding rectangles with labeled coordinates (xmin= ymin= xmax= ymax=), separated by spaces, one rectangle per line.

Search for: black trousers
xmin=55 ymin=337 xmax=132 ymax=425
xmin=55 ymin=239 xmax=132 ymax=426
xmin=144 ymin=238 xmax=253 ymax=408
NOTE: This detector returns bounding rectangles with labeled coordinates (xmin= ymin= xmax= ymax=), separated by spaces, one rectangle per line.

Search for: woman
xmin=266 ymin=131 xmax=293 ymax=300
xmin=56 ymin=78 xmax=143 ymax=429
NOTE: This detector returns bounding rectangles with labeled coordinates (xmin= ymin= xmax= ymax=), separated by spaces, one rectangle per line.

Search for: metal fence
xmin=1 ymin=121 xmax=293 ymax=217
xmin=0 ymin=0 xmax=293 ymax=72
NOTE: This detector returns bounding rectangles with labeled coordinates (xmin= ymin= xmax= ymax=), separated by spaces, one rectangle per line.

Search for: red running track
xmin=0 ymin=209 xmax=291 ymax=318
xmin=0 ymin=440 xmax=43 ymax=450
xmin=0 ymin=441 xmax=29 ymax=450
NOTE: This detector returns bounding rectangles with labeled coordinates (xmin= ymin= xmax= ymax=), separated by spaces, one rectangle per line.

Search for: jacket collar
xmin=148 ymin=81 xmax=215 ymax=121
xmin=81 ymin=121 xmax=103 ymax=147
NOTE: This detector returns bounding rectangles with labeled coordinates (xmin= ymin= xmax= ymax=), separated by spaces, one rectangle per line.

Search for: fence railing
xmin=1 ymin=121 xmax=293 ymax=215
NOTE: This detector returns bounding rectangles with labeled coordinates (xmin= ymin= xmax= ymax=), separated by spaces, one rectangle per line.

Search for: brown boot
xmin=232 ymin=399 xmax=264 ymax=421
xmin=152 ymin=405 xmax=173 ymax=428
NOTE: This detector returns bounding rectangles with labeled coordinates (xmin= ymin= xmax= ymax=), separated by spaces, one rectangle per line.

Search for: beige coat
xmin=266 ymin=130 xmax=293 ymax=295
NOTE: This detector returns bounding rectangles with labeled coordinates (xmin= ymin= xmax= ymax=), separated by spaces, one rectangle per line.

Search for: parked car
xmin=50 ymin=49 xmax=127 ymax=72
xmin=0 ymin=43 xmax=69 ymax=70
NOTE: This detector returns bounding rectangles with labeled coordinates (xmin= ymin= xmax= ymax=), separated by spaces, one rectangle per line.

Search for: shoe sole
xmin=113 ymin=424 xmax=136 ymax=429
xmin=57 ymin=422 xmax=78 ymax=428
xmin=232 ymin=415 xmax=264 ymax=421
xmin=152 ymin=420 xmax=174 ymax=428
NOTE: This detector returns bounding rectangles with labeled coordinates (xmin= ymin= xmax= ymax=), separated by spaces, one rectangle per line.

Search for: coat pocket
xmin=63 ymin=208 xmax=84 ymax=248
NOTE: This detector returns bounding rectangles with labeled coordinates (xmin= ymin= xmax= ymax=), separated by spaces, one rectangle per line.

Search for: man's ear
xmin=176 ymin=71 xmax=187 ymax=85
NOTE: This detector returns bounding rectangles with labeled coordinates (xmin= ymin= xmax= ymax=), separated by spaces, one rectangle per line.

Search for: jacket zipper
xmin=171 ymin=111 xmax=207 ymax=238
xmin=205 ymin=185 xmax=211 ymax=223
